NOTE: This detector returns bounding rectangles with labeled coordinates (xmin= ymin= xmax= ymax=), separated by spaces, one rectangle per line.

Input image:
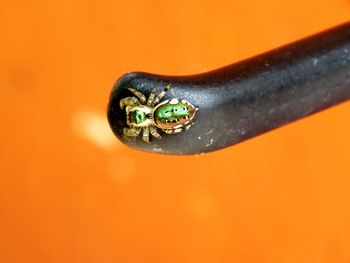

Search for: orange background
xmin=1 ymin=1 xmax=350 ymax=262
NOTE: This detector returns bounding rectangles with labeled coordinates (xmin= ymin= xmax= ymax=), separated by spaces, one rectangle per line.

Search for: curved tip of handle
xmin=107 ymin=72 xmax=223 ymax=155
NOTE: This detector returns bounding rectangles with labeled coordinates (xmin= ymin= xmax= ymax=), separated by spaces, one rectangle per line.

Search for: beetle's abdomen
xmin=154 ymin=99 xmax=197 ymax=129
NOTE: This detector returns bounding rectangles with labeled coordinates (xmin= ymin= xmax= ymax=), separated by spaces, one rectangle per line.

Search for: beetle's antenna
xmin=152 ymin=84 xmax=171 ymax=106
xmin=147 ymin=88 xmax=157 ymax=106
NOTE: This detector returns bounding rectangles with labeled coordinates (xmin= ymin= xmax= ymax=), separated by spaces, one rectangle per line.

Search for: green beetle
xmin=119 ymin=85 xmax=198 ymax=142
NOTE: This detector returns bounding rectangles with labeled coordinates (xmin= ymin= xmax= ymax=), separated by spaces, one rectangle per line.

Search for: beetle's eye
xmin=146 ymin=113 xmax=152 ymax=119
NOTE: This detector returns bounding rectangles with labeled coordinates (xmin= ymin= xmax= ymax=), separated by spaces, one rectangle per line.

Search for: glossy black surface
xmin=108 ymin=22 xmax=350 ymax=155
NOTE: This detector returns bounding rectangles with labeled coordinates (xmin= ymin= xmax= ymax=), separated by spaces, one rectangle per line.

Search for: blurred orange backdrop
xmin=1 ymin=1 xmax=350 ymax=262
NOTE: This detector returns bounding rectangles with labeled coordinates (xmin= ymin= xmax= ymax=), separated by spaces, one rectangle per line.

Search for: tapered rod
xmin=108 ymin=22 xmax=350 ymax=155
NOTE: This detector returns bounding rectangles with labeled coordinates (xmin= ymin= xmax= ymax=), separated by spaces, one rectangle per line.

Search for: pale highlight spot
xmin=72 ymin=110 xmax=118 ymax=151
xmin=169 ymin=98 xmax=179 ymax=104
xmin=186 ymin=191 xmax=218 ymax=220
xmin=206 ymin=138 xmax=214 ymax=147
xmin=107 ymin=155 xmax=135 ymax=183
xmin=205 ymin=129 xmax=214 ymax=135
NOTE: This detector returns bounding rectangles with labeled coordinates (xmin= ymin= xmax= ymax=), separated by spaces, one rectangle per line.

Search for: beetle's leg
xmin=142 ymin=126 xmax=150 ymax=142
xmin=162 ymin=129 xmax=173 ymax=134
xmin=123 ymin=127 xmax=141 ymax=137
xmin=120 ymin=97 xmax=139 ymax=109
xmin=162 ymin=127 xmax=183 ymax=134
xmin=150 ymin=126 xmax=162 ymax=139
xmin=185 ymin=123 xmax=192 ymax=130
xmin=128 ymin=88 xmax=147 ymax=104
xmin=147 ymin=88 xmax=157 ymax=106
xmin=152 ymin=84 xmax=171 ymax=106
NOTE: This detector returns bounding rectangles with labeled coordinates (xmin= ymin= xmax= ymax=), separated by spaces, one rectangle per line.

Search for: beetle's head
xmin=126 ymin=105 xmax=153 ymax=127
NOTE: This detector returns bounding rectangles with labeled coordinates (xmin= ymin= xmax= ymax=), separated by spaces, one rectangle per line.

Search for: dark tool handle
xmin=108 ymin=22 xmax=350 ymax=155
